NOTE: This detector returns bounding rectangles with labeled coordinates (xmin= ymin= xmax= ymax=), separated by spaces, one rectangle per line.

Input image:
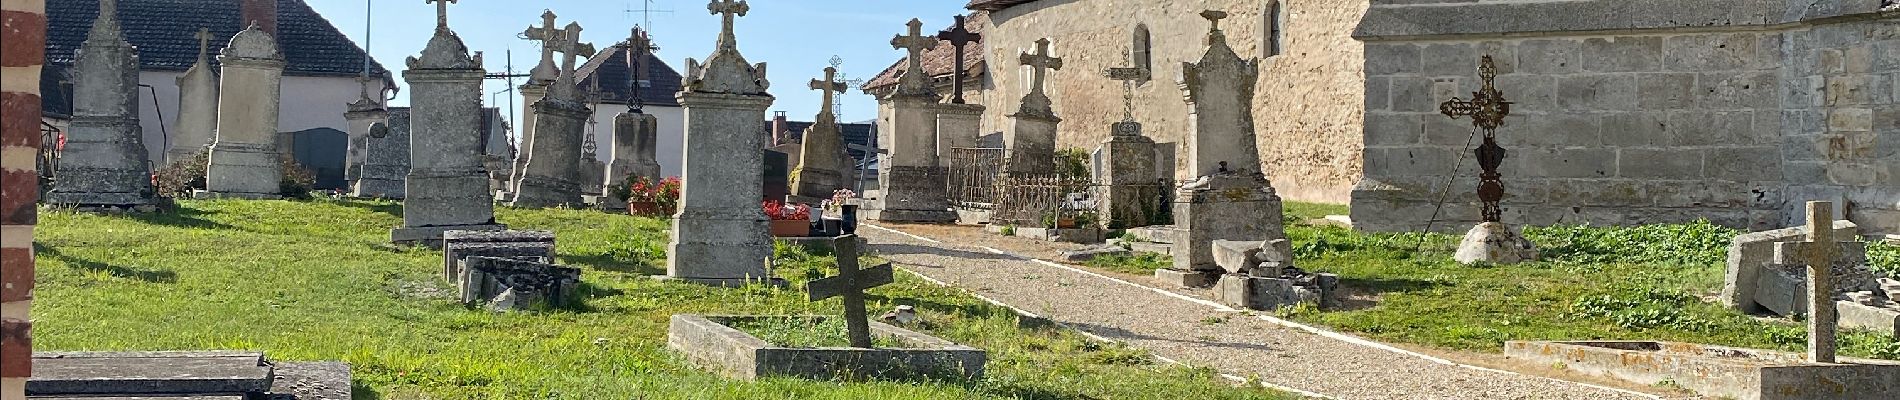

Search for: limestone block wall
xmin=1351 ymin=0 xmax=1899 ymax=234
xmin=979 ymin=0 xmax=1368 ymax=203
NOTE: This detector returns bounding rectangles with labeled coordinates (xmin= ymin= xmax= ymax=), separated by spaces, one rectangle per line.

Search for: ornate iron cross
xmin=426 ymin=0 xmax=457 ymax=30
xmin=1777 ymin=201 xmax=1844 ymax=363
xmin=936 ymin=14 xmax=981 ymax=104
xmin=812 ymin=67 xmax=848 ymax=117
xmin=805 ymin=235 xmax=895 ymax=348
xmin=708 ymin=0 xmax=749 ymax=50
xmin=1021 ymin=38 xmax=1063 ymax=98
xmin=1439 ymin=56 xmax=1513 ymax=223
xmin=625 ymin=27 xmax=659 ymax=111
xmin=524 ymin=11 xmax=564 ymax=68
xmin=1105 ymin=49 xmax=1146 ymax=128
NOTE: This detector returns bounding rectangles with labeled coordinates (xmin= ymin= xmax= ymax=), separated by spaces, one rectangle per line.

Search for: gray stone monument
xmin=1005 ymin=38 xmax=1062 ymax=175
xmin=352 ymin=108 xmax=408 ymax=198
xmin=665 ymin=0 xmax=776 ymax=286
xmin=392 ymin=0 xmax=505 ymax=245
xmin=608 ymin=109 xmax=661 ymax=188
xmin=1779 ymin=201 xmax=1844 ymax=363
xmin=343 ymin=78 xmax=387 ymax=188
xmin=1096 ymin=52 xmax=1161 ymax=229
xmin=790 ymin=67 xmax=853 ymax=200
xmin=168 ymin=27 xmax=219 ymax=164
xmin=869 ymin=19 xmax=955 ymax=223
xmin=204 ymin=24 xmax=285 ymax=199
xmin=511 ymin=21 xmax=594 ymax=208
xmin=1158 ymin=11 xmax=1285 ymax=283
xmin=46 ymin=0 xmax=159 ymax=208
xmin=511 ymin=10 xmax=564 ymax=196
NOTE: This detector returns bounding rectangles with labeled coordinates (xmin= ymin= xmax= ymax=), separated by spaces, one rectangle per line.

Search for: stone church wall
xmin=1351 ymin=0 xmax=1900 ymax=234
xmin=978 ymin=0 xmax=1369 ymax=203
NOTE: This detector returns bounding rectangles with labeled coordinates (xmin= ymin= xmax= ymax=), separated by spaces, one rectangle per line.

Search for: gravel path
xmin=860 ymin=223 xmax=1661 ymax=400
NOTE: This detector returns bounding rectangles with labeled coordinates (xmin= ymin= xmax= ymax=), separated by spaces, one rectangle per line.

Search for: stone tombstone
xmin=791 ymin=67 xmax=853 ymax=200
xmin=764 ymin=149 xmax=789 ymax=202
xmin=343 ymin=79 xmax=387 ymax=187
xmin=608 ymin=108 xmax=662 ymax=188
xmin=666 ymin=0 xmax=778 ymax=286
xmin=458 ymin=256 xmax=581 ymax=312
xmin=511 ymin=10 xmax=564 ymax=194
xmin=1005 ymin=38 xmax=1063 ymax=175
xmin=871 ymin=19 xmax=956 ymax=223
xmin=935 ymin=103 xmax=983 ymax=168
xmin=46 ymin=0 xmax=159 ymax=207
xmin=205 ymin=24 xmax=285 ymax=199
xmin=512 ymin=21 xmax=594 ymax=208
xmin=352 ymin=109 xmax=408 ymax=198
xmin=442 ymin=229 xmax=555 ymax=283
xmin=391 ymin=0 xmax=505 ymax=245
xmin=1724 ymin=219 xmax=1860 ymax=313
xmin=1166 ymin=11 xmax=1285 ymax=273
xmin=1777 ymin=202 xmax=1847 ymax=363
xmin=1096 ymin=53 xmax=1161 ymax=229
xmin=169 ymin=27 xmax=219 ymax=164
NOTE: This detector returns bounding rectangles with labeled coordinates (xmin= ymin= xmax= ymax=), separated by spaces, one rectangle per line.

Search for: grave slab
xmin=27 ymin=351 xmax=271 ymax=396
xmin=1505 ymin=341 xmax=1900 ymax=400
xmin=668 ymin=315 xmax=986 ymax=381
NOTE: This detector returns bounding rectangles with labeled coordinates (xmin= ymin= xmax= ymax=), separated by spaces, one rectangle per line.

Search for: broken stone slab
xmin=1061 ymin=246 xmax=1129 ymax=262
xmin=459 ymin=256 xmax=581 ymax=311
xmin=1154 ymin=268 xmax=1216 ymax=288
xmin=1211 ymin=273 xmax=1338 ymax=311
xmin=1838 ymin=301 xmax=1900 ymax=337
xmin=267 ymin=361 xmax=353 ymax=400
xmin=1722 ymin=219 xmax=1859 ymax=313
xmin=1881 ymin=278 xmax=1900 ymax=302
xmin=27 ymin=351 xmax=273 ymax=396
xmin=1211 ymin=240 xmax=1263 ymax=274
xmin=442 ymin=229 xmax=556 ymax=282
xmin=1453 ymin=222 xmax=1537 ymax=265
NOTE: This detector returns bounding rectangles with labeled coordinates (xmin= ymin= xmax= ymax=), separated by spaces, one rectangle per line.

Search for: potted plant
xmin=610 ymin=175 xmax=680 ymax=217
xmin=764 ymin=200 xmax=812 ymax=237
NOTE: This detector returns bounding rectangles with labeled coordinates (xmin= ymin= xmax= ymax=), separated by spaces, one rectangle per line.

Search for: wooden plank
xmin=806 ymin=263 xmax=894 ymax=301
xmin=27 ymin=351 xmax=272 ymax=396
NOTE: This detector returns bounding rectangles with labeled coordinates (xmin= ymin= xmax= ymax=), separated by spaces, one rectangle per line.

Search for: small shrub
xmin=1868 ymin=241 xmax=1898 ymax=278
xmin=155 ymin=151 xmax=209 ymax=197
xmin=999 ymin=225 xmax=1016 ymax=236
xmin=279 ymin=158 xmax=316 ymax=199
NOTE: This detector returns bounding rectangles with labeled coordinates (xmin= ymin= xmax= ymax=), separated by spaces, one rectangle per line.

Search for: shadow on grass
xmin=124 ymin=206 xmax=239 ymax=231
xmin=562 ymin=253 xmax=663 ymax=276
xmin=348 ymin=380 xmax=383 ymax=400
xmin=869 ymin=294 xmax=1020 ymax=322
xmin=330 ymin=199 xmax=404 ymax=218
xmin=1332 ymin=277 xmax=1445 ymax=311
xmin=34 ymin=244 xmax=178 ymax=283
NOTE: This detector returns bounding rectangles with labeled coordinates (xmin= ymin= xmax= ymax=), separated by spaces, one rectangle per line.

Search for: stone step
xmin=27 ymin=351 xmax=273 ymax=396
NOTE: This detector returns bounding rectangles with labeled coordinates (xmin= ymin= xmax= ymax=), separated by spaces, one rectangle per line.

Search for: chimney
xmin=772 ymin=111 xmax=789 ymax=145
xmin=240 ymin=0 xmax=279 ymax=37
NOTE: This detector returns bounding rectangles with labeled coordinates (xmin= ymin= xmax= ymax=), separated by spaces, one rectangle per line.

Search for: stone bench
xmin=458 ymin=256 xmax=581 ymax=311
xmin=442 ymin=229 xmax=555 ymax=283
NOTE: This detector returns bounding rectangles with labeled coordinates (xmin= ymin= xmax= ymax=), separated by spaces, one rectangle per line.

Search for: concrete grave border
xmin=1505 ymin=340 xmax=1900 ymax=400
xmin=667 ymin=314 xmax=985 ymax=381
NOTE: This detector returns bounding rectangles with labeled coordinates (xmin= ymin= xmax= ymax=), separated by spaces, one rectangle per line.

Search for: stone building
xmin=867 ymin=1 xmax=1370 ymax=203
xmin=1352 ymin=0 xmax=1900 ymax=235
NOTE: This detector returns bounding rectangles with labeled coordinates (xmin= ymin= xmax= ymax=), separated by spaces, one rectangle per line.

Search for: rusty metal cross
xmin=625 ymin=27 xmax=659 ymax=110
xmin=708 ymin=0 xmax=749 ymax=50
xmin=812 ymin=67 xmax=848 ymax=117
xmin=937 ymin=14 xmax=981 ymax=104
xmin=1105 ymin=49 xmax=1146 ymax=125
xmin=426 ymin=0 xmax=457 ymax=30
xmin=805 ymin=235 xmax=895 ymax=348
xmin=1777 ymin=201 xmax=1845 ymax=363
xmin=1020 ymin=38 xmax=1063 ymax=98
xmin=1439 ymin=56 xmax=1514 ymax=223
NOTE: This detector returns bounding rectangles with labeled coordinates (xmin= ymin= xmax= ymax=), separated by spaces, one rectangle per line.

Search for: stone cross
xmin=709 ymin=0 xmax=749 ymax=50
xmin=811 ymin=67 xmax=847 ymax=117
xmin=524 ymin=11 xmax=564 ymax=69
xmin=936 ymin=14 xmax=980 ymax=104
xmin=891 ymin=18 xmax=937 ymax=96
xmin=1781 ymin=201 xmax=1843 ymax=363
xmin=1020 ymin=38 xmax=1063 ymax=98
xmin=194 ymin=28 xmax=213 ymax=61
xmin=1105 ymin=49 xmax=1145 ymax=126
xmin=1202 ymin=10 xmax=1227 ymax=31
xmin=427 ymin=0 xmax=456 ymax=30
xmin=1439 ymin=55 xmax=1513 ymax=223
xmin=805 ymin=235 xmax=895 ymax=348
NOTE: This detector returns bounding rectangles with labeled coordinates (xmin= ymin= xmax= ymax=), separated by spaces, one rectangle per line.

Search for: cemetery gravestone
xmin=791 ymin=67 xmax=854 ymax=200
xmin=933 ymin=15 xmax=985 ymax=169
xmin=512 ymin=21 xmax=595 ymax=208
xmin=1095 ymin=52 xmax=1162 ymax=229
xmin=870 ymin=19 xmax=956 ymax=223
xmin=344 ymin=79 xmax=387 ymax=189
xmin=666 ymin=0 xmax=777 ymax=286
xmin=391 ymin=0 xmax=505 ymax=245
xmin=1004 ymin=38 xmax=1062 ymax=175
xmin=1442 ymin=56 xmax=1537 ymax=265
xmin=805 ymin=235 xmax=896 ymax=348
xmin=204 ymin=24 xmax=286 ymax=199
xmin=458 ymin=256 xmax=581 ymax=312
xmin=352 ymin=109 xmax=408 ymax=198
xmin=46 ymin=0 xmax=159 ymax=208
xmin=169 ymin=27 xmax=219 ymax=165
xmin=442 ymin=229 xmax=556 ymax=283
xmin=511 ymin=10 xmax=563 ymax=195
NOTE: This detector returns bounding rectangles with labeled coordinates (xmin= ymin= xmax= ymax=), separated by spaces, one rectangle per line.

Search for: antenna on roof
xmin=625 ymin=0 xmax=674 ymax=34
xmin=828 ymin=56 xmax=867 ymax=119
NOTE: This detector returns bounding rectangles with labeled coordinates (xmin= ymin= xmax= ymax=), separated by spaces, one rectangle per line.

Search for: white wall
xmin=583 ymin=104 xmax=685 ymax=178
xmin=134 ymin=71 xmax=386 ymax=165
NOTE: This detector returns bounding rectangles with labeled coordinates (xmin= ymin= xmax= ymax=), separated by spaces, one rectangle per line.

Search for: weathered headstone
xmin=391 ymin=0 xmax=505 ymax=245
xmin=1722 ymin=219 xmax=1858 ymax=313
xmin=204 ymin=24 xmax=285 ymax=199
xmin=46 ymin=0 xmax=160 ymax=208
xmin=1442 ymin=56 xmax=1537 ymax=265
xmin=1004 ymin=38 xmax=1062 ymax=175
xmin=805 ymin=234 xmax=896 ymax=348
xmin=791 ymin=67 xmax=854 ymax=200
xmin=1158 ymin=11 xmax=1285 ymax=282
xmin=442 ymin=229 xmax=555 ymax=283
xmin=512 ymin=21 xmax=594 ymax=208
xmin=1777 ymin=201 xmax=1845 ymax=363
xmin=510 ymin=10 xmax=564 ymax=195
xmin=666 ymin=0 xmax=777 ymax=286
xmin=609 ymin=109 xmax=661 ymax=186
xmin=168 ymin=27 xmax=219 ymax=164
xmin=1095 ymin=51 xmax=1161 ymax=229
xmin=351 ymin=108 xmax=408 ymax=198
xmin=344 ymin=78 xmax=387 ymax=188
xmin=458 ymin=256 xmax=581 ymax=312
xmin=870 ymin=19 xmax=956 ymax=223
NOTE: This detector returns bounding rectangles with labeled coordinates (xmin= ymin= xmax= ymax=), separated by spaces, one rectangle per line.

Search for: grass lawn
xmin=32 ymin=199 xmax=1290 ymax=399
xmin=1267 ymin=201 xmax=1900 ymax=359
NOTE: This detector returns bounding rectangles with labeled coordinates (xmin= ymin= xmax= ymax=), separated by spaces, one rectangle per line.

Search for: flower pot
xmin=627 ymin=201 xmax=665 ymax=217
xmin=769 ymin=219 xmax=811 ymax=237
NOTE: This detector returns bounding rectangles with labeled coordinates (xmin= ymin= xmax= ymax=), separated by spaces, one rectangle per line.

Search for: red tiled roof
xmin=861 ymin=12 xmax=988 ymax=93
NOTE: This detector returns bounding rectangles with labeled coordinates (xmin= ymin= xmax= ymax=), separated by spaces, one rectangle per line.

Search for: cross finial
xmin=194 ymin=27 xmax=213 ymax=61
xmin=1201 ymin=10 xmax=1228 ymax=31
xmin=1106 ymin=49 xmax=1146 ymax=125
xmin=937 ymin=14 xmax=982 ymax=104
xmin=1020 ymin=38 xmax=1063 ymax=97
xmin=708 ymin=0 xmax=749 ymax=51
xmin=426 ymin=0 xmax=457 ymax=30
xmin=811 ymin=67 xmax=848 ymax=117
xmin=554 ymin=22 xmax=595 ymax=73
xmin=892 ymin=19 xmax=936 ymax=79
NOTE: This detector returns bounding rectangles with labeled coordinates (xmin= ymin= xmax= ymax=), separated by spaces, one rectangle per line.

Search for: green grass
xmin=1082 ymin=251 xmax=1171 ymax=276
xmin=725 ymin=316 xmax=913 ymax=349
xmin=1268 ymin=201 xmax=1900 ymax=360
xmin=32 ymin=198 xmax=1291 ymax=399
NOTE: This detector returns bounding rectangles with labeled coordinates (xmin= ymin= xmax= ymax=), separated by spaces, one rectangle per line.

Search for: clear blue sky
xmin=312 ymin=0 xmax=971 ymax=125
